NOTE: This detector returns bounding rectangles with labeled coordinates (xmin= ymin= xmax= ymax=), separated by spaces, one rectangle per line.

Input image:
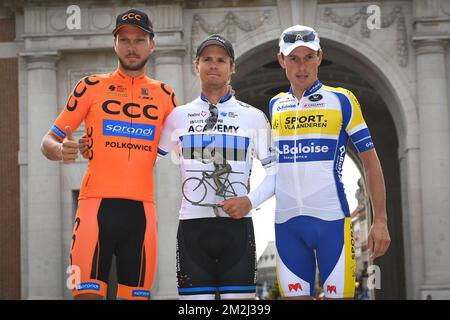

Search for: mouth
xmin=296 ymin=74 xmax=309 ymax=80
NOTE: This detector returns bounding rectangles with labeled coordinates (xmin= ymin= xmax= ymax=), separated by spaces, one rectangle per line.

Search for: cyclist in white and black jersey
xmin=157 ymin=34 xmax=277 ymax=300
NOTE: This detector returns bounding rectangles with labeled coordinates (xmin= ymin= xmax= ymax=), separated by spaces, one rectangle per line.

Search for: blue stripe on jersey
xmin=51 ymin=124 xmax=66 ymax=140
xmin=180 ymin=134 xmax=249 ymax=150
xmin=351 ymin=128 xmax=374 ymax=153
xmin=218 ymin=286 xmax=256 ymax=292
xmin=178 ymin=287 xmax=216 ymax=293
xmin=334 ymin=129 xmax=350 ymax=217
xmin=350 ymin=127 xmax=371 ymax=143
xmin=333 ymin=91 xmax=352 ymax=129
xmin=353 ymin=136 xmax=374 ymax=153
xmin=277 ymin=139 xmax=337 ymax=163
xmin=327 ymin=90 xmax=353 ymax=216
xmin=269 ymin=95 xmax=284 ymax=121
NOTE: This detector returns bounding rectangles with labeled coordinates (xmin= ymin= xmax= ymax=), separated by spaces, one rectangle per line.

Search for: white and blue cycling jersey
xmin=158 ymin=92 xmax=277 ymax=220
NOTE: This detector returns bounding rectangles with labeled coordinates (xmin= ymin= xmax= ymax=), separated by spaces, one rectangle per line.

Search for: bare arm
xmin=359 ymin=149 xmax=391 ymax=260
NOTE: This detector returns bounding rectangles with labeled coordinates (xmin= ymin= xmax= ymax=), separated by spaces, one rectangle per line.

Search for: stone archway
xmin=232 ymin=36 xmax=412 ymax=299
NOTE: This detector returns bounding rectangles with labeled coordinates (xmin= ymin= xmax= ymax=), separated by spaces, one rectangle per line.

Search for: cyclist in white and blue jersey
xmin=157 ymin=34 xmax=277 ymax=300
xmin=223 ymin=25 xmax=391 ymax=299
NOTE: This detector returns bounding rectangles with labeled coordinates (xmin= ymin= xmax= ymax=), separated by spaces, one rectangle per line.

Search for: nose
xmin=209 ymin=61 xmax=218 ymax=70
xmin=297 ymin=60 xmax=307 ymax=71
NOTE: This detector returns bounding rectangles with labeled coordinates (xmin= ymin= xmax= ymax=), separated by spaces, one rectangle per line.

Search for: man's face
xmin=195 ymin=45 xmax=235 ymax=90
xmin=277 ymin=46 xmax=322 ymax=92
xmin=114 ymin=25 xmax=155 ymax=71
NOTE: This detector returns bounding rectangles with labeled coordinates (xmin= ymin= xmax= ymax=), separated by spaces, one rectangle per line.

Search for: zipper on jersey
xmin=294 ymin=94 xmax=301 ymax=164
xmin=128 ymin=77 xmax=134 ymax=161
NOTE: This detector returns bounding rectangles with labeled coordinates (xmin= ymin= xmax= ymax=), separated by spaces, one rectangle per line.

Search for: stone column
xmin=413 ymin=38 xmax=450 ymax=298
xmin=20 ymin=51 xmax=63 ymax=299
xmin=399 ymin=143 xmax=424 ymax=300
xmin=152 ymin=49 xmax=185 ymax=299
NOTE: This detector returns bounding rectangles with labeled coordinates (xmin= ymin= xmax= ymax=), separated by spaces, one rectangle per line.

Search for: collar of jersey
xmin=112 ymin=68 xmax=148 ymax=84
xmin=288 ymin=79 xmax=322 ymax=98
xmin=200 ymin=91 xmax=233 ymax=105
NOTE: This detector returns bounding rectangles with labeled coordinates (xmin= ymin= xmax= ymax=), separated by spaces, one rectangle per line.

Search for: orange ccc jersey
xmin=50 ymin=68 xmax=178 ymax=202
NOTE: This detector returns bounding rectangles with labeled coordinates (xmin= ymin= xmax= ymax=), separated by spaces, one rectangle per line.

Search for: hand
xmin=220 ymin=196 xmax=252 ymax=219
xmin=367 ymin=220 xmax=391 ymax=261
xmin=78 ymin=134 xmax=89 ymax=159
xmin=61 ymin=126 xmax=79 ymax=164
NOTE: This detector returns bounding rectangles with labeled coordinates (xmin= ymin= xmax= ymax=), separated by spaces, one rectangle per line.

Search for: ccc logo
xmin=121 ymin=13 xmax=141 ymax=21
xmin=66 ymin=76 xmax=99 ymax=112
xmin=102 ymin=100 xmax=159 ymax=120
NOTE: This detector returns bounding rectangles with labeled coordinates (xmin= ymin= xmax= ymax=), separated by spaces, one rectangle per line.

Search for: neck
xmin=201 ymin=85 xmax=229 ymax=105
xmin=118 ymin=64 xmax=146 ymax=78
xmin=291 ymin=85 xmax=304 ymax=100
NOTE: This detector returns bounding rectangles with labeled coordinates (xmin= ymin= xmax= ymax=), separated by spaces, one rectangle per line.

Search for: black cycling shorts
xmin=70 ymin=198 xmax=157 ymax=300
xmin=176 ymin=217 xmax=256 ymax=300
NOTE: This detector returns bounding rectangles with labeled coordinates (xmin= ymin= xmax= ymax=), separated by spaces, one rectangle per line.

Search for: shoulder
xmin=269 ymin=92 xmax=290 ymax=113
xmin=269 ymin=92 xmax=289 ymax=106
xmin=321 ymin=85 xmax=356 ymax=101
xmin=146 ymin=78 xmax=175 ymax=95
xmin=234 ymin=99 xmax=270 ymax=125
xmin=76 ymin=74 xmax=106 ymax=88
xmin=168 ymin=98 xmax=200 ymax=117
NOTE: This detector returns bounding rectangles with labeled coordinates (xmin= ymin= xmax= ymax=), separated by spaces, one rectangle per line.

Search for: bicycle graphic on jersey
xmin=182 ymin=149 xmax=249 ymax=207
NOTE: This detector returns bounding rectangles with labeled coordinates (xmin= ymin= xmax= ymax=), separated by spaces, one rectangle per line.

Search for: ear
xmin=149 ymin=37 xmax=156 ymax=54
xmin=113 ymin=36 xmax=119 ymax=55
xmin=194 ymin=60 xmax=200 ymax=75
xmin=231 ymin=62 xmax=236 ymax=74
xmin=277 ymin=53 xmax=286 ymax=69
xmin=317 ymin=50 xmax=323 ymax=66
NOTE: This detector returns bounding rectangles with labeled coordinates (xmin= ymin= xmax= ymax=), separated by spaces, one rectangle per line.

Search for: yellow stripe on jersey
xmin=343 ymin=217 xmax=356 ymax=298
xmin=275 ymin=258 xmax=286 ymax=298
xmin=271 ymin=109 xmax=343 ymax=137
xmin=272 ymin=92 xmax=287 ymax=99
xmin=322 ymin=85 xmax=367 ymax=133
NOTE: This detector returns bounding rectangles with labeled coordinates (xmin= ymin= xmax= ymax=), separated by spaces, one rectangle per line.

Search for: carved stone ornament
xmin=324 ymin=5 xmax=408 ymax=67
xmin=190 ymin=10 xmax=272 ymax=69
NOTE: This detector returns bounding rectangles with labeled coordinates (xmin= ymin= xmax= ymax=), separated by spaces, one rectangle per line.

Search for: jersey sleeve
xmin=157 ymin=107 xmax=179 ymax=159
xmin=268 ymin=92 xmax=285 ymax=121
xmin=344 ymin=89 xmax=374 ymax=153
xmin=246 ymin=110 xmax=277 ymax=208
xmin=50 ymin=76 xmax=100 ymax=141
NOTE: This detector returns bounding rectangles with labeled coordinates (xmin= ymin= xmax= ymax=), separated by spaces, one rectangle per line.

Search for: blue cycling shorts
xmin=275 ymin=216 xmax=356 ymax=298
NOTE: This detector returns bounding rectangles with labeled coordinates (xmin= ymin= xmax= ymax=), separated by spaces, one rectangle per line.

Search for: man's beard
xmin=119 ymin=55 xmax=149 ymax=71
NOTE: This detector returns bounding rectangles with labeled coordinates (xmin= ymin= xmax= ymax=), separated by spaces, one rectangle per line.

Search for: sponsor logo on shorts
xmin=326 ymin=285 xmax=337 ymax=294
xmin=132 ymin=290 xmax=150 ymax=298
xmin=288 ymin=283 xmax=303 ymax=292
xmin=77 ymin=282 xmax=100 ymax=291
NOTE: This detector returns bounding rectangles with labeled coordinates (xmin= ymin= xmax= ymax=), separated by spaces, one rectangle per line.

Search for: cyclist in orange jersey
xmin=41 ymin=8 xmax=178 ymax=300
